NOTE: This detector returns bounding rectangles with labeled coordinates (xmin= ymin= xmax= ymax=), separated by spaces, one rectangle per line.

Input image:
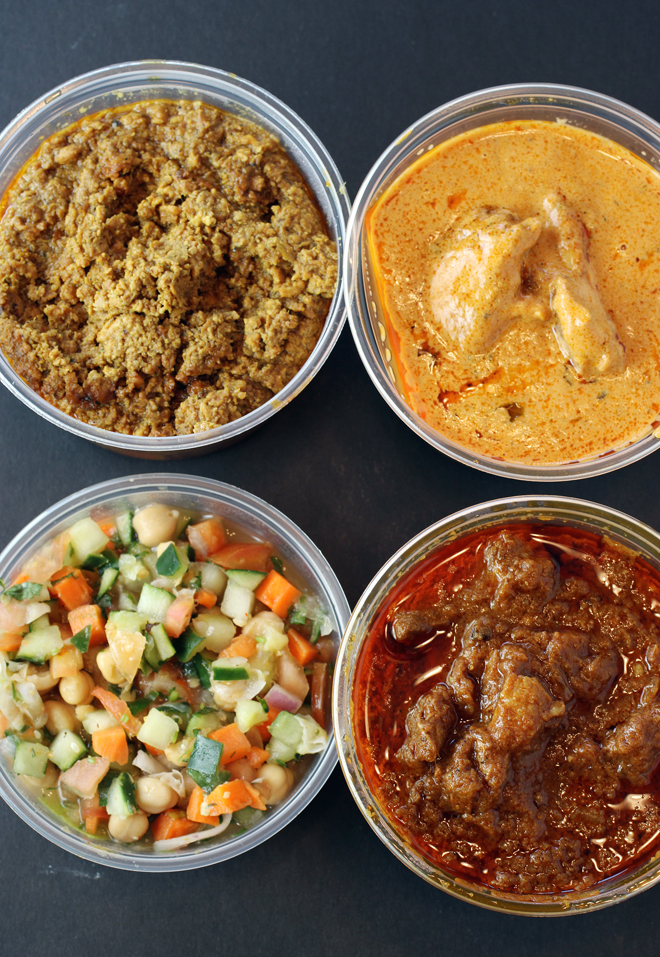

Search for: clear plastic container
xmin=334 ymin=495 xmax=660 ymax=914
xmin=0 ymin=473 xmax=350 ymax=871
xmin=344 ymin=83 xmax=660 ymax=481
xmin=0 ymin=61 xmax=349 ymax=458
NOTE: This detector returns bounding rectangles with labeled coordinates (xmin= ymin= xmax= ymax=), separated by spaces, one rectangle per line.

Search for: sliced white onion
xmin=265 ymin=682 xmax=304 ymax=714
xmin=153 ymin=814 xmax=232 ymax=852
xmin=133 ymin=750 xmax=167 ymax=775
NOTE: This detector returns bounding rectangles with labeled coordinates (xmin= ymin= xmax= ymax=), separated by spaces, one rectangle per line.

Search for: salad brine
xmin=0 ymin=502 xmax=334 ymax=850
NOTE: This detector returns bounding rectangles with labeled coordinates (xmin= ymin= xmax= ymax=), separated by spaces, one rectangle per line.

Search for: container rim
xmin=333 ymin=494 xmax=660 ymax=913
xmin=0 ymin=60 xmax=350 ymax=454
xmin=0 ymin=473 xmax=350 ymax=871
xmin=344 ymin=82 xmax=660 ymax=481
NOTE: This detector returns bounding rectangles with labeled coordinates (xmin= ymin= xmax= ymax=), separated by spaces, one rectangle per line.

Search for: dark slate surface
xmin=2 ymin=1 xmax=660 ymax=953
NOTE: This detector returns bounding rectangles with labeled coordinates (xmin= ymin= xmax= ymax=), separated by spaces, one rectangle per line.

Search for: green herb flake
xmin=71 ymin=625 xmax=92 ymax=654
xmin=270 ymin=556 xmax=284 ymax=574
xmin=3 ymin=581 xmax=44 ymax=601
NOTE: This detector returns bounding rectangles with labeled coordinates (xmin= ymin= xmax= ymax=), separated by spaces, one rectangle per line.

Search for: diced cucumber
xmin=220 ymin=580 xmax=255 ymax=626
xmin=173 ymin=511 xmax=192 ymax=540
xmin=175 ymin=627 xmax=206 ymax=664
xmin=157 ymin=701 xmax=192 ymax=731
xmin=117 ymin=589 xmax=137 ymax=611
xmin=155 ymin=543 xmax=183 ymax=578
xmin=269 ymin=711 xmax=304 ymax=750
xmin=108 ymin=610 xmax=147 ymax=634
xmin=127 ymin=692 xmax=158 ymax=716
xmin=115 ymin=511 xmax=135 ymax=547
xmin=226 ymin=569 xmax=267 ymax=590
xmin=118 ymin=553 xmax=149 ymax=582
xmin=288 ymin=597 xmax=308 ymax=626
xmin=136 ymin=708 xmax=180 ymax=751
xmin=68 ymin=518 xmax=110 ymax=567
xmin=233 ymin=806 xmax=265 ymax=828
xmin=235 ymin=698 xmax=268 ymax=733
xmin=29 ymin=613 xmax=52 ymax=632
xmin=192 ymin=654 xmax=213 ymax=689
xmin=137 ymin=582 xmax=174 ymax=623
xmin=186 ymin=707 xmax=223 ymax=737
xmin=49 ymin=729 xmax=87 ymax=770
xmin=13 ymin=740 xmax=50 ymax=777
xmin=186 ymin=735 xmax=228 ymax=793
xmin=266 ymin=737 xmax=297 ymax=764
xmin=212 ymin=664 xmax=249 ymax=682
xmin=16 ymin=625 xmax=63 ymax=664
xmin=98 ymin=566 xmax=119 ymax=600
xmin=106 ymin=772 xmax=138 ymax=818
xmin=151 ymin=623 xmax=176 ymax=663
xmin=81 ymin=548 xmax=118 ymax=572
xmin=200 ymin=562 xmax=227 ymax=595
xmin=82 ymin=709 xmax=119 ymax=735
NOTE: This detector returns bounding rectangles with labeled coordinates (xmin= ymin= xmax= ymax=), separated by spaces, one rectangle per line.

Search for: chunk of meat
xmin=390 ymin=610 xmax=437 ymax=644
xmin=484 ymin=531 xmax=559 ymax=612
xmin=545 ymin=629 xmax=619 ymax=701
xmin=489 ymin=674 xmax=565 ymax=752
xmin=543 ymin=193 xmax=625 ymax=379
xmin=446 ymin=617 xmax=494 ymax=716
xmin=429 ymin=208 xmax=543 ymax=353
xmin=603 ymin=701 xmax=660 ymax=788
xmin=396 ymin=683 xmax=456 ymax=770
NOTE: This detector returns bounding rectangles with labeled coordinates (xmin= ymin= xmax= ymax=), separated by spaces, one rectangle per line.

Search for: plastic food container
xmin=344 ymin=83 xmax=660 ymax=481
xmin=0 ymin=473 xmax=350 ymax=871
xmin=0 ymin=61 xmax=349 ymax=458
xmin=334 ymin=495 xmax=660 ymax=914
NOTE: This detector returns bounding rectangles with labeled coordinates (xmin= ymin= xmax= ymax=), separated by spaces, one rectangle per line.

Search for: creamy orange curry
xmin=366 ymin=120 xmax=660 ymax=465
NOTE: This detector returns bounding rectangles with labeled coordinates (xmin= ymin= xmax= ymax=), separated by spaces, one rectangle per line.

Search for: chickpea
xmin=59 ymin=671 xmax=95 ymax=706
xmin=44 ymin=699 xmax=79 ymax=735
xmin=135 ymin=776 xmax=178 ymax=815
xmin=25 ymin=665 xmax=58 ymax=693
xmin=108 ymin=811 xmax=150 ymax=843
xmin=75 ymin=704 xmax=96 ymax=721
xmin=254 ymin=764 xmax=294 ymax=805
xmin=132 ymin=504 xmax=179 ymax=548
xmin=96 ymin=647 xmax=122 ymax=685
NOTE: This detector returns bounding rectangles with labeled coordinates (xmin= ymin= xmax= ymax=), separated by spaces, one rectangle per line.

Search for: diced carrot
xmin=92 ymin=724 xmax=129 ymax=766
xmin=203 ymin=778 xmax=266 ymax=815
xmin=255 ymin=571 xmax=302 ymax=619
xmin=0 ymin=632 xmax=23 ymax=654
xmin=195 ymin=588 xmax=217 ymax=609
xmin=208 ymin=543 xmax=273 ymax=573
xmin=186 ymin=785 xmax=220 ymax=825
xmin=91 ymin=686 xmax=142 ymax=737
xmin=0 ymin=713 xmax=9 ymax=737
xmin=245 ymin=746 xmax=270 ymax=769
xmin=144 ymin=743 xmax=165 ymax=757
xmin=81 ymin=794 xmax=109 ymax=835
xmin=12 ymin=572 xmax=30 ymax=585
xmin=208 ymin=723 xmax=252 ymax=765
xmin=50 ymin=644 xmax=83 ymax=678
xmin=68 ymin=604 xmax=106 ymax=647
xmin=49 ymin=567 xmax=93 ymax=612
xmin=151 ymin=808 xmax=199 ymax=842
xmin=287 ymin=627 xmax=319 ymax=666
xmin=187 ymin=518 xmax=226 ymax=560
xmin=255 ymin=705 xmax=281 ymax=743
xmin=219 ymin=634 xmax=257 ymax=659
xmin=96 ymin=519 xmax=117 ymax=538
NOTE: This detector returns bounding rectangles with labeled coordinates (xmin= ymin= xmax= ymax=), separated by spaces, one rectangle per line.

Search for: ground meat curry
xmin=355 ymin=524 xmax=660 ymax=895
xmin=0 ymin=100 xmax=337 ymax=435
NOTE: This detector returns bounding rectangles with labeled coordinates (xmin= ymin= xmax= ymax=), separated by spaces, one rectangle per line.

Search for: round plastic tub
xmin=334 ymin=495 xmax=660 ymax=914
xmin=0 ymin=473 xmax=350 ymax=871
xmin=344 ymin=83 xmax=660 ymax=481
xmin=0 ymin=61 xmax=349 ymax=458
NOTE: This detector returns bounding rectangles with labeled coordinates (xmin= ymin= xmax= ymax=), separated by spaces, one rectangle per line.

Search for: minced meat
xmin=0 ymin=100 xmax=337 ymax=435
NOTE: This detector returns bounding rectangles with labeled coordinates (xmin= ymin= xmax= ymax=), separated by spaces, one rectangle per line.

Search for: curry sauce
xmin=367 ymin=121 xmax=660 ymax=465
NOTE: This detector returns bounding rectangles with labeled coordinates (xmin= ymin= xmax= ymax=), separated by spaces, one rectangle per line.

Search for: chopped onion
xmin=153 ymin=814 xmax=232 ymax=852
xmin=133 ymin=751 xmax=167 ymax=775
xmin=265 ymin=682 xmax=304 ymax=713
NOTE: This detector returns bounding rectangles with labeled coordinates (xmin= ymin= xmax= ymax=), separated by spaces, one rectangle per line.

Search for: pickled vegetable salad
xmin=0 ymin=504 xmax=334 ymax=850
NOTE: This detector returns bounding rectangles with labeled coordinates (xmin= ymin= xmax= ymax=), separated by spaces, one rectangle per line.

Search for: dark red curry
xmin=355 ymin=523 xmax=660 ymax=895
